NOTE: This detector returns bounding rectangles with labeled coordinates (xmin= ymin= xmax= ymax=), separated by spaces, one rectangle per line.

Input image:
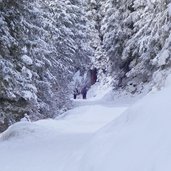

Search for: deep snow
xmin=0 ymin=102 xmax=126 ymax=171
xmin=74 ymin=75 xmax=171 ymax=171
xmin=0 ymin=75 xmax=171 ymax=171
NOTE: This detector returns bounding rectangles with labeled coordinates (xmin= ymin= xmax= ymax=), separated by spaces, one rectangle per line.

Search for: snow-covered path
xmin=0 ymin=101 xmax=127 ymax=171
xmin=1 ymin=80 xmax=171 ymax=171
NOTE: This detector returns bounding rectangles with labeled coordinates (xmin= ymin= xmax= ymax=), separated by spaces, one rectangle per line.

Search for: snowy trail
xmin=0 ymin=101 xmax=127 ymax=171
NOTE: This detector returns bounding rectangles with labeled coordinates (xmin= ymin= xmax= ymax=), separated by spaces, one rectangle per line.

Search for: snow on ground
xmin=1 ymin=74 xmax=171 ymax=171
xmin=74 ymin=81 xmax=139 ymax=107
xmin=0 ymin=99 xmax=127 ymax=171
xmin=73 ymin=75 xmax=171 ymax=171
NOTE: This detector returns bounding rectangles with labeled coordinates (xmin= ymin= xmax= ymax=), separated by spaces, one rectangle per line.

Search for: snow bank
xmin=0 ymin=100 xmax=127 ymax=171
xmin=87 ymin=82 xmax=113 ymax=101
xmin=1 ymin=74 xmax=171 ymax=171
xmin=75 ymin=75 xmax=171 ymax=171
xmin=0 ymin=122 xmax=38 ymax=141
xmin=21 ymin=55 xmax=33 ymax=65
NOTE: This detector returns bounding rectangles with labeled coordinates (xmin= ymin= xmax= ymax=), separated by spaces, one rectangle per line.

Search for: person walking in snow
xmin=81 ymin=86 xmax=88 ymax=99
xmin=73 ymin=88 xmax=79 ymax=99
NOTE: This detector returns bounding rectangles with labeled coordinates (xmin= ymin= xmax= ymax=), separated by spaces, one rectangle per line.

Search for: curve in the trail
xmin=0 ymin=101 xmax=127 ymax=171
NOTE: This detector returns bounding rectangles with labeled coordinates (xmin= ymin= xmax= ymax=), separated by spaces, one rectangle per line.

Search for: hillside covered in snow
xmin=1 ymin=0 xmax=171 ymax=131
xmin=1 ymin=73 xmax=171 ymax=171
xmin=0 ymin=0 xmax=93 ymax=131
xmin=90 ymin=0 xmax=171 ymax=92
xmin=1 ymin=1 xmax=171 ymax=170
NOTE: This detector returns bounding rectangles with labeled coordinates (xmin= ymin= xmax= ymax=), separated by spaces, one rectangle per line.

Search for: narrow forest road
xmin=0 ymin=99 xmax=127 ymax=171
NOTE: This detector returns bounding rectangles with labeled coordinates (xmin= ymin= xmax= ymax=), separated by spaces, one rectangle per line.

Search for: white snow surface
xmin=21 ymin=55 xmax=33 ymax=65
xmin=0 ymin=101 xmax=126 ymax=171
xmin=1 ymin=75 xmax=171 ymax=171
xmin=168 ymin=3 xmax=171 ymax=16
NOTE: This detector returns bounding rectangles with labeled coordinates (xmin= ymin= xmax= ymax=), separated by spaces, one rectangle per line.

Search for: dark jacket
xmin=81 ymin=86 xmax=87 ymax=94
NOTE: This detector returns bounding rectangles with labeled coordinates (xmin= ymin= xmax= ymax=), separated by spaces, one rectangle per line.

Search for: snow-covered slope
xmin=0 ymin=102 xmax=126 ymax=171
xmin=0 ymin=0 xmax=94 ymax=131
xmin=76 ymin=75 xmax=171 ymax=171
xmin=0 ymin=75 xmax=171 ymax=171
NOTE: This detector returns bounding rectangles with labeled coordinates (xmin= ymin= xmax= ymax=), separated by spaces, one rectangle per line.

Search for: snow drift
xmin=0 ymin=121 xmax=46 ymax=141
xmin=0 ymin=74 xmax=171 ymax=171
xmin=75 ymin=75 xmax=171 ymax=171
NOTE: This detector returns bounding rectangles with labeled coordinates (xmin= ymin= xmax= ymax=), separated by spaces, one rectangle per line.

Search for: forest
xmin=1 ymin=0 xmax=170 ymax=131
xmin=0 ymin=1 xmax=171 ymax=170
